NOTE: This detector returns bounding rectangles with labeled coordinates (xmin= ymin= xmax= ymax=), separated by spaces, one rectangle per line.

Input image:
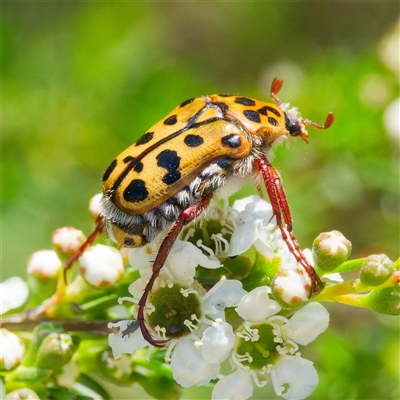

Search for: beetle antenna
xmin=270 ymin=77 xmax=284 ymax=105
xmin=302 ymin=112 xmax=335 ymax=130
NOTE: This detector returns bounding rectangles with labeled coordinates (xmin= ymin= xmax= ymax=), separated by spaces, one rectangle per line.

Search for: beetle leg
xmin=64 ymin=215 xmax=105 ymax=283
xmin=256 ymin=157 xmax=324 ymax=294
xmin=137 ymin=195 xmax=212 ymax=347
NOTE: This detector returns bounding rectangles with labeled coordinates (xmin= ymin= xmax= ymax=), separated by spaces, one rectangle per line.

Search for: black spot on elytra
xmin=257 ymin=106 xmax=268 ymax=116
xmin=124 ymin=237 xmax=136 ymax=246
xmin=266 ymin=106 xmax=281 ymax=117
xmin=243 ymin=110 xmax=261 ymax=123
xmin=135 ymin=132 xmax=154 ymax=146
xmin=222 ymin=134 xmax=241 ymax=148
xmin=268 ymin=116 xmax=278 ymax=126
xmin=164 ymin=114 xmax=177 ymax=125
xmin=156 ymin=149 xmax=181 ymax=185
xmin=214 ymin=101 xmax=229 ymax=113
xmin=257 ymin=105 xmax=281 ymax=118
xmin=133 ymin=161 xmax=144 ymax=172
xmin=235 ymin=97 xmax=256 ymax=106
xmin=180 ymin=98 xmax=195 ymax=108
xmin=123 ymin=179 xmax=149 ymax=202
xmin=218 ymin=94 xmax=232 ymax=97
xmin=102 ymin=159 xmax=117 ymax=181
xmin=123 ymin=156 xmax=134 ymax=163
xmin=184 ymin=134 xmax=204 ymax=147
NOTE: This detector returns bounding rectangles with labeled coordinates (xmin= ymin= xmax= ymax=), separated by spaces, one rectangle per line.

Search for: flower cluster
xmin=108 ymin=196 xmax=331 ymax=399
xmin=1 ymin=195 xmax=398 ymax=400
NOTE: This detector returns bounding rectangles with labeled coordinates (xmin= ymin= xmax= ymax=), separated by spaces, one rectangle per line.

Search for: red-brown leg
xmin=137 ymin=195 xmax=212 ymax=347
xmin=64 ymin=216 xmax=105 ymax=283
xmin=256 ymin=157 xmax=324 ymax=294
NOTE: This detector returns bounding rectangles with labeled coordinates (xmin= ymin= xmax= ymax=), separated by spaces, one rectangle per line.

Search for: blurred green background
xmin=2 ymin=2 xmax=399 ymax=399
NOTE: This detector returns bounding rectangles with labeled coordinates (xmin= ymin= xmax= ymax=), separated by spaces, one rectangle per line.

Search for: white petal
xmin=232 ymin=195 xmax=272 ymax=223
xmin=323 ymin=272 xmax=343 ymax=283
xmin=228 ymin=220 xmax=260 ymax=256
xmin=272 ymin=357 xmax=318 ymax=400
xmin=1 ymin=277 xmax=29 ymax=314
xmin=171 ymin=339 xmax=220 ymax=387
xmin=168 ymin=240 xmax=219 ymax=283
xmin=236 ymin=286 xmax=281 ymax=323
xmin=203 ymin=279 xmax=247 ymax=320
xmin=128 ymin=274 xmax=150 ymax=299
xmin=56 ymin=358 xmax=79 ymax=388
xmin=108 ymin=320 xmax=147 ymax=358
xmin=212 ymin=369 xmax=253 ymax=400
xmin=284 ymin=303 xmax=330 ymax=345
xmin=201 ymin=321 xmax=235 ymax=364
xmin=129 ymin=244 xmax=155 ymax=270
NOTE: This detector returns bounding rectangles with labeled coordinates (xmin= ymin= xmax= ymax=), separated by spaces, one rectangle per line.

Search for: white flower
xmin=1 ymin=276 xmax=29 ymax=314
xmin=109 ymin=277 xmax=245 ymax=388
xmin=211 ymin=288 xmax=330 ymax=400
xmin=0 ymin=329 xmax=25 ymax=370
xmin=27 ymin=249 xmax=62 ymax=278
xmin=79 ymin=244 xmax=124 ymax=288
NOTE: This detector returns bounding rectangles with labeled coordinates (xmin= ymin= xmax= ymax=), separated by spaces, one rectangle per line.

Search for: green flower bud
xmin=362 ymin=285 xmax=400 ymax=316
xmin=360 ymin=254 xmax=395 ymax=286
xmin=312 ymin=230 xmax=351 ymax=272
xmin=35 ymin=332 xmax=80 ymax=369
xmin=5 ymin=388 xmax=40 ymax=400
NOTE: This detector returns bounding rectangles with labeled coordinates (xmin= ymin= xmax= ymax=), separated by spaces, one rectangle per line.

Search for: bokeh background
xmin=2 ymin=2 xmax=399 ymax=399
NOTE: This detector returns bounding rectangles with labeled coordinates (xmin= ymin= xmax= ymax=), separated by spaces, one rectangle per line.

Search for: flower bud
xmin=27 ymin=250 xmax=62 ymax=279
xmin=271 ymin=269 xmax=310 ymax=309
xmin=312 ymin=231 xmax=351 ymax=272
xmin=4 ymin=388 xmax=40 ymax=399
xmin=362 ymin=285 xmax=400 ymax=316
xmin=52 ymin=227 xmax=85 ymax=253
xmin=35 ymin=332 xmax=80 ymax=369
xmin=1 ymin=276 xmax=29 ymax=314
xmin=0 ymin=329 xmax=25 ymax=370
xmin=88 ymin=193 xmax=103 ymax=219
xmin=79 ymin=244 xmax=124 ymax=288
xmin=360 ymin=254 xmax=395 ymax=286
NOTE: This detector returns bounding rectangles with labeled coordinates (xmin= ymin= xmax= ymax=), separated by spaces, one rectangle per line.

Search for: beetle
xmin=65 ymin=78 xmax=334 ymax=347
